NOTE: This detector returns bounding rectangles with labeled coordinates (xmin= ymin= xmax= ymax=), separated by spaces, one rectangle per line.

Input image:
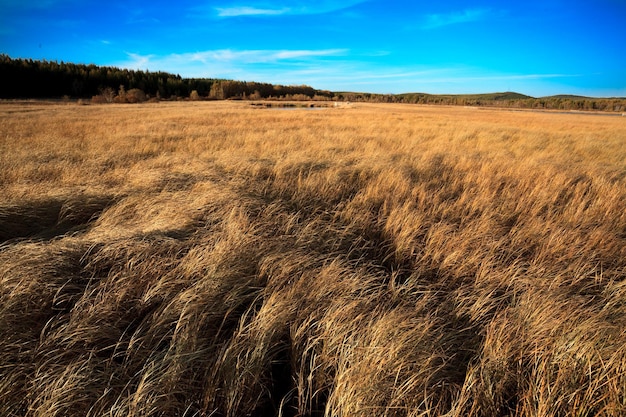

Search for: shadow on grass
xmin=0 ymin=194 xmax=119 ymax=242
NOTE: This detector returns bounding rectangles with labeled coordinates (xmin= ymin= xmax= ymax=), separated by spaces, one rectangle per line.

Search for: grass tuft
xmin=1 ymin=101 xmax=625 ymax=416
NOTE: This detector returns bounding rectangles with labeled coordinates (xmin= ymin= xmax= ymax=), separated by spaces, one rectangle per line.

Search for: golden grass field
xmin=1 ymin=100 xmax=626 ymax=416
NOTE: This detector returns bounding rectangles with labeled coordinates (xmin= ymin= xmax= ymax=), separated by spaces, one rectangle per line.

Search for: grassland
xmin=1 ymin=101 xmax=625 ymax=416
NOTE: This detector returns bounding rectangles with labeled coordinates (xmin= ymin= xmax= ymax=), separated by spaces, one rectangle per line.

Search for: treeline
xmin=1 ymin=55 xmax=200 ymax=99
xmin=338 ymin=91 xmax=626 ymax=112
xmin=396 ymin=92 xmax=626 ymax=112
xmin=1 ymin=55 xmax=624 ymax=111
xmin=0 ymin=55 xmax=332 ymax=101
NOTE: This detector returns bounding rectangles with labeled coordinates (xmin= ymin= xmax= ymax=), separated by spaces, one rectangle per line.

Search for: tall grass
xmin=1 ymin=101 xmax=625 ymax=416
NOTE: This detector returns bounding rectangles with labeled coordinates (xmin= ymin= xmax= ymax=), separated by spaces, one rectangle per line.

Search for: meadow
xmin=1 ymin=100 xmax=625 ymax=416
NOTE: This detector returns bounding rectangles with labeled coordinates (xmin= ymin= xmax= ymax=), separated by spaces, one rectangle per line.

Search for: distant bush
xmin=99 ymin=87 xmax=116 ymax=103
xmin=91 ymin=95 xmax=107 ymax=104
xmin=126 ymin=88 xmax=147 ymax=103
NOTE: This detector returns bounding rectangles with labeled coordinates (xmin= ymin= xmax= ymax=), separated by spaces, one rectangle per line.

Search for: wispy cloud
xmin=422 ymin=8 xmax=490 ymax=29
xmin=188 ymin=48 xmax=348 ymax=63
xmin=244 ymin=65 xmax=581 ymax=95
xmin=115 ymin=49 xmax=582 ymax=96
xmin=215 ymin=6 xmax=289 ymax=17
xmin=117 ymin=49 xmax=348 ymax=77
xmin=124 ymin=52 xmax=155 ymax=69
xmin=210 ymin=0 xmax=365 ymax=18
xmin=472 ymin=73 xmax=579 ymax=81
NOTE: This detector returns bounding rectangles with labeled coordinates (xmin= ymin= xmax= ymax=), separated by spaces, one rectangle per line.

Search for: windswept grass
xmin=1 ymin=101 xmax=625 ymax=416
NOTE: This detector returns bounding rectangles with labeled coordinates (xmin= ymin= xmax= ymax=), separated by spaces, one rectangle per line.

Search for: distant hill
xmin=427 ymin=92 xmax=533 ymax=100
xmin=542 ymin=94 xmax=591 ymax=100
xmin=541 ymin=94 xmax=626 ymax=100
xmin=392 ymin=91 xmax=535 ymax=103
xmin=462 ymin=92 xmax=534 ymax=100
xmin=383 ymin=91 xmax=624 ymax=112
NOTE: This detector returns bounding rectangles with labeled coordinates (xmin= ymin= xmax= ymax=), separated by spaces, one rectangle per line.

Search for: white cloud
xmin=122 ymin=49 xmax=347 ymax=67
xmin=478 ymin=73 xmax=578 ymax=81
xmin=247 ymin=66 xmax=582 ymax=95
xmin=271 ymin=49 xmax=348 ymax=60
xmin=209 ymin=0 xmax=366 ymax=18
xmin=215 ymin=6 xmax=290 ymax=17
xmin=116 ymin=49 xmax=348 ymax=81
xmin=422 ymin=8 xmax=490 ymax=30
xmin=124 ymin=52 xmax=155 ymax=69
xmin=115 ymin=50 xmax=584 ymax=96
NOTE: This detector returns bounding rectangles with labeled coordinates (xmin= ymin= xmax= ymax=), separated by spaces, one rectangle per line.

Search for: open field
xmin=1 ymin=101 xmax=626 ymax=416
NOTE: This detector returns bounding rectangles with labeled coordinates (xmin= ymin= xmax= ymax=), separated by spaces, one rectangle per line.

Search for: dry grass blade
xmin=1 ymin=101 xmax=625 ymax=416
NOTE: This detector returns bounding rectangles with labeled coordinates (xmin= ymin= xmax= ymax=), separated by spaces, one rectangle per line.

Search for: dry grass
xmin=1 ymin=100 xmax=626 ymax=416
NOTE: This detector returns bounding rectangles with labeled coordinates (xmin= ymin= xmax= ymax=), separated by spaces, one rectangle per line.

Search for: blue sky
xmin=2 ymin=0 xmax=625 ymax=97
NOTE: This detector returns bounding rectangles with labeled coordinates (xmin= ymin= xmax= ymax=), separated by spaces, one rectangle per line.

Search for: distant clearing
xmin=1 ymin=101 xmax=625 ymax=417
